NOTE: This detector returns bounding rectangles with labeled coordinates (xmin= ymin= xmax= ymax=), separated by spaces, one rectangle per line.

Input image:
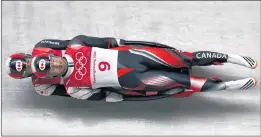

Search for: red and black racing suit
xmin=32 ymin=35 xmax=228 ymax=101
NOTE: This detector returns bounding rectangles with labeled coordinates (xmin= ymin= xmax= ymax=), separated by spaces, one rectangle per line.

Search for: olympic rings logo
xmin=74 ymin=52 xmax=87 ymax=80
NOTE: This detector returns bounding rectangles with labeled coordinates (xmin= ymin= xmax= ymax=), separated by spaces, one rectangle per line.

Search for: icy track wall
xmin=2 ymin=1 xmax=260 ymax=135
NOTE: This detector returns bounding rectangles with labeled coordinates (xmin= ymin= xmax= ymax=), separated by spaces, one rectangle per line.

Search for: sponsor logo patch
xmin=39 ymin=59 xmax=46 ymax=71
xmin=15 ymin=60 xmax=23 ymax=72
xmin=40 ymin=40 xmax=60 ymax=45
xmin=196 ymin=52 xmax=227 ymax=59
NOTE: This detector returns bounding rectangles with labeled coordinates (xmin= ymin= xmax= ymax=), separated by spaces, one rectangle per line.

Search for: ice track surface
xmin=1 ymin=1 xmax=260 ymax=135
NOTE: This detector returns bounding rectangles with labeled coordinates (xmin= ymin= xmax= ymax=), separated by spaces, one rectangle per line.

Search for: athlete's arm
xmin=120 ymin=39 xmax=178 ymax=50
xmin=72 ymin=35 xmax=179 ymax=50
xmin=33 ymin=83 xmax=71 ymax=97
xmin=31 ymin=76 xmax=70 ymax=97
xmin=66 ymin=87 xmax=123 ymax=102
xmin=35 ymin=36 xmax=177 ymax=50
xmin=66 ymin=87 xmax=101 ymax=99
xmin=72 ymin=35 xmax=120 ymax=49
xmin=51 ymin=85 xmax=70 ymax=97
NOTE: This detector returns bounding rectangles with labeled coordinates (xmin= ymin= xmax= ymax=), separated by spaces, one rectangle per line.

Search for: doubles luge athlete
xmin=6 ymin=35 xmax=258 ymax=102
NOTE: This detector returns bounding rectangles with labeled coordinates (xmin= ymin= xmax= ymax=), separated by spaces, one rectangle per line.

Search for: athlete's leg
xmin=117 ymin=67 xmax=257 ymax=96
xmin=117 ymin=49 xmax=257 ymax=94
xmin=189 ymin=76 xmax=257 ymax=92
xmin=125 ymin=47 xmax=190 ymax=69
xmin=176 ymin=50 xmax=258 ymax=69
xmin=116 ymin=46 xmax=258 ymax=69
xmin=172 ymin=75 xmax=257 ymax=98
xmin=117 ymin=69 xmax=190 ymax=93
xmin=125 ymin=47 xmax=258 ymax=69
xmin=117 ymin=50 xmax=189 ymax=93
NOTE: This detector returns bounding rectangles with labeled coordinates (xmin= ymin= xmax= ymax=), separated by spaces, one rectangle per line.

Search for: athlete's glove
xmin=66 ymin=87 xmax=101 ymax=100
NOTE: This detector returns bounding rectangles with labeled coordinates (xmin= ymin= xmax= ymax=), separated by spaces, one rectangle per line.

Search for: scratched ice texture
xmin=1 ymin=1 xmax=260 ymax=135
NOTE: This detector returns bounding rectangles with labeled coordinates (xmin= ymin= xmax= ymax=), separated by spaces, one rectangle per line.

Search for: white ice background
xmin=1 ymin=1 xmax=260 ymax=135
